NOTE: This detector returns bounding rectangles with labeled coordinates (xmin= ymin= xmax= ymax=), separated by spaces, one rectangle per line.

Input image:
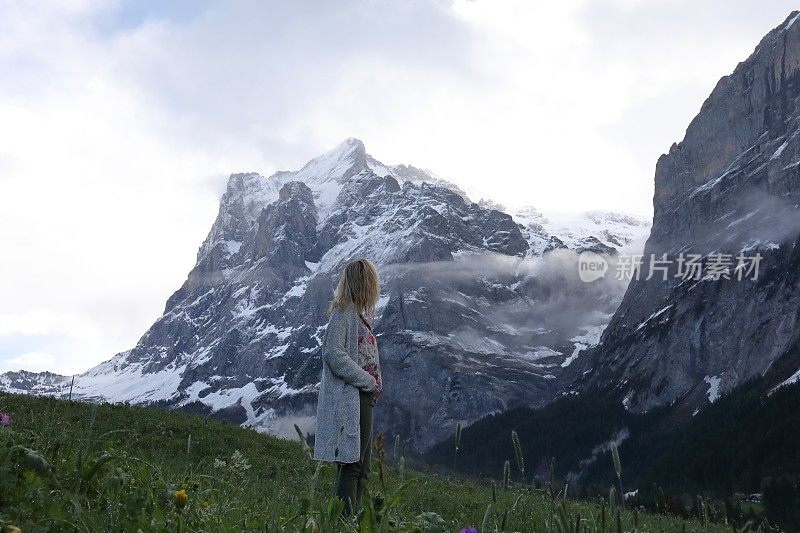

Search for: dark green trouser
xmin=335 ymin=392 xmax=374 ymax=516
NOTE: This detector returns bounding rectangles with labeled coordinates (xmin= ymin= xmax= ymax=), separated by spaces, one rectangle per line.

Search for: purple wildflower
xmin=458 ymin=527 xmax=478 ymax=533
xmin=0 ymin=412 xmax=9 ymax=427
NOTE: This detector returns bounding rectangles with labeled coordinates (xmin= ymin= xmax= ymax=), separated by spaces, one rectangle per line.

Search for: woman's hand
xmin=371 ymin=372 xmax=382 ymax=402
xmin=364 ymin=363 xmax=382 ymax=401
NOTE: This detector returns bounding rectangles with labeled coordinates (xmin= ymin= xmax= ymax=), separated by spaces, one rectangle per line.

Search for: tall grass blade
xmin=454 ymin=421 xmax=462 ymax=472
xmin=511 ymin=430 xmax=524 ymax=477
xmin=609 ymin=487 xmax=617 ymax=518
xmin=610 ymin=441 xmax=624 ymax=509
xmin=481 ymin=503 xmax=492 ymax=533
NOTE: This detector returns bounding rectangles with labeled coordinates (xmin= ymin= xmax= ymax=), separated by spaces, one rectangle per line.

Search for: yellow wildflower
xmin=174 ymin=488 xmax=189 ymax=509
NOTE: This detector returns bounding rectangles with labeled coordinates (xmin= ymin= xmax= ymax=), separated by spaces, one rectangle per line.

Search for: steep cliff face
xmin=578 ymin=12 xmax=800 ymax=413
xmin=1 ymin=138 xmax=649 ymax=451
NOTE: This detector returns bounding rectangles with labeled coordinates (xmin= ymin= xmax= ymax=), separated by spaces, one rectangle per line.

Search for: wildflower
xmin=174 ymin=488 xmax=189 ymax=509
xmin=0 ymin=412 xmax=10 ymax=427
xmin=229 ymin=450 xmax=251 ymax=475
xmin=459 ymin=526 xmax=478 ymax=533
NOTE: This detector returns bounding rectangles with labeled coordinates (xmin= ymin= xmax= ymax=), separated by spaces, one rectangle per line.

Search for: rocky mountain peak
xmin=277 ymin=180 xmax=315 ymax=202
xmin=578 ymin=11 xmax=800 ymax=415
xmin=654 ymin=10 xmax=800 ymax=217
xmin=295 ymin=137 xmax=368 ymax=184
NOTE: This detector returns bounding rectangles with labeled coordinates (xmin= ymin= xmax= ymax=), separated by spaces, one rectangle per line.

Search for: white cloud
xmin=1 ymin=351 xmax=57 ymax=374
xmin=0 ymin=310 xmax=99 ymax=337
xmin=0 ymin=0 xmax=797 ymax=374
xmin=0 ymin=310 xmax=104 ymax=374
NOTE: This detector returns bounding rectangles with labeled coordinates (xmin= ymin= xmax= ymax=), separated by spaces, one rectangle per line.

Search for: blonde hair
xmin=328 ymin=258 xmax=380 ymax=317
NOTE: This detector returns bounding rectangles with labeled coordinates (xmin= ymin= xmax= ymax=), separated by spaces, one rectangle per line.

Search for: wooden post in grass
xmin=68 ymin=375 xmax=75 ymax=401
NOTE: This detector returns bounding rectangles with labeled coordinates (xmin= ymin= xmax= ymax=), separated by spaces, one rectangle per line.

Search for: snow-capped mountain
xmin=0 ymin=138 xmax=649 ymax=450
xmin=513 ymin=207 xmax=649 ymax=256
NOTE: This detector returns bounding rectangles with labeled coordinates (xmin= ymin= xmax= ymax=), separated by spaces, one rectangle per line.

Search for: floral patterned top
xmin=357 ymin=318 xmax=378 ymax=367
xmin=357 ymin=314 xmax=382 ymax=404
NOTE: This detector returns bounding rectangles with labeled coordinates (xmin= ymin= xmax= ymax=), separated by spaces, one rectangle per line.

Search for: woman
xmin=314 ymin=258 xmax=383 ymax=516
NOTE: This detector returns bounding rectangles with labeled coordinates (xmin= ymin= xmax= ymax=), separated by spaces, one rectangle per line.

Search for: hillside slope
xmin=427 ymin=376 xmax=800 ymax=495
xmin=0 ymin=392 xmax=728 ymax=532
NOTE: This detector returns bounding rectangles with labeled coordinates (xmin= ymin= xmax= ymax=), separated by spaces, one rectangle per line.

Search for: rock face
xmin=576 ymin=12 xmax=800 ymax=414
xmin=0 ymin=138 xmax=649 ymax=451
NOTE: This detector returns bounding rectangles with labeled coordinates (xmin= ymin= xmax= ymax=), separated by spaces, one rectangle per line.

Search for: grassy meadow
xmin=0 ymin=393 xmax=738 ymax=532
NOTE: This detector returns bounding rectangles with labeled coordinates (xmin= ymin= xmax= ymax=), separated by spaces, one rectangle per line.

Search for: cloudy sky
xmin=1 ymin=0 xmax=797 ymax=375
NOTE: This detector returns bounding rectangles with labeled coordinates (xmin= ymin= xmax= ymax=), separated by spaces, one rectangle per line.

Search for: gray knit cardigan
xmin=313 ymin=304 xmax=377 ymax=463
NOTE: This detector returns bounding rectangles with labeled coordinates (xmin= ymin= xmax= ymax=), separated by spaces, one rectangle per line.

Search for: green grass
xmin=0 ymin=393 xmax=733 ymax=532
